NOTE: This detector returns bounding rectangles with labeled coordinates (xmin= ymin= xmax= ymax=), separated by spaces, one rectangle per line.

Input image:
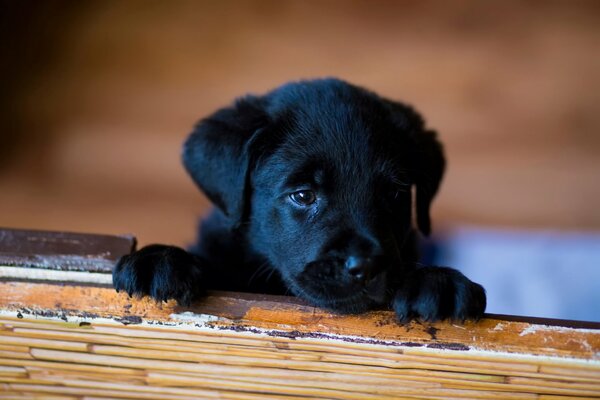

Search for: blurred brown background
xmin=1 ymin=0 xmax=599 ymax=247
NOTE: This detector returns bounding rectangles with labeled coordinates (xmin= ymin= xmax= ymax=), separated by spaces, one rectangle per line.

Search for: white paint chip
xmin=169 ymin=311 xmax=220 ymax=324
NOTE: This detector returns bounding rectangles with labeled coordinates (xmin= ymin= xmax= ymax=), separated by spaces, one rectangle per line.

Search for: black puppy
xmin=113 ymin=78 xmax=486 ymax=322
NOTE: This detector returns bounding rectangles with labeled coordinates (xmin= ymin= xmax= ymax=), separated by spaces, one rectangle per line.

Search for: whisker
xmin=247 ymin=261 xmax=271 ymax=286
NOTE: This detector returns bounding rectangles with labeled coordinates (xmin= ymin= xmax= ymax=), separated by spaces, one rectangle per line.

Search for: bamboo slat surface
xmin=1 ymin=281 xmax=599 ymax=399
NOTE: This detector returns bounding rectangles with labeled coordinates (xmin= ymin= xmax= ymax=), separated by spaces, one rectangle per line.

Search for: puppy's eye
xmin=289 ymin=190 xmax=316 ymax=206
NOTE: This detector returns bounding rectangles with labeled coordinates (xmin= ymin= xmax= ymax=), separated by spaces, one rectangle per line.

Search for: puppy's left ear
xmin=385 ymin=100 xmax=446 ymax=236
xmin=182 ymin=95 xmax=269 ymax=226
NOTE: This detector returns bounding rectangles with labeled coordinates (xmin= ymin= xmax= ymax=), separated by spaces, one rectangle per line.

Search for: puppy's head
xmin=183 ymin=78 xmax=444 ymax=312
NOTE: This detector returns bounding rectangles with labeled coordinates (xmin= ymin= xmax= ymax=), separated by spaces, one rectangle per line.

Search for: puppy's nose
xmin=345 ymin=256 xmax=374 ymax=282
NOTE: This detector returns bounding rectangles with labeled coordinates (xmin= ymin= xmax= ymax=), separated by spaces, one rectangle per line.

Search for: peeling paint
xmin=519 ymin=323 xmax=600 ymax=336
xmin=493 ymin=323 xmax=505 ymax=331
xmin=581 ymin=340 xmax=592 ymax=352
xmin=169 ymin=311 xmax=220 ymax=324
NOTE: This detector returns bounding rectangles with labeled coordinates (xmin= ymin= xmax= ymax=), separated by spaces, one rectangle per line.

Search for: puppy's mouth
xmin=286 ymin=260 xmax=390 ymax=314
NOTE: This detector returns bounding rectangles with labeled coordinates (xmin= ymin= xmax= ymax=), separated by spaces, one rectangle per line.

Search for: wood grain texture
xmin=1 ymin=281 xmax=599 ymax=399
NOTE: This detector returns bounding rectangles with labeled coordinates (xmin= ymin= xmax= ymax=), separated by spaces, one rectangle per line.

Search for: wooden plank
xmin=0 ymin=228 xmax=135 ymax=273
xmin=0 ymin=281 xmax=599 ymax=399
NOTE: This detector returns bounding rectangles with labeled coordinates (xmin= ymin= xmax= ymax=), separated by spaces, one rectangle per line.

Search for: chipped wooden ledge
xmin=1 ymin=281 xmax=599 ymax=399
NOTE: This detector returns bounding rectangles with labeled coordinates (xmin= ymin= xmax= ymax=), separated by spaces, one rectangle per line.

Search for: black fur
xmin=113 ymin=78 xmax=486 ymax=321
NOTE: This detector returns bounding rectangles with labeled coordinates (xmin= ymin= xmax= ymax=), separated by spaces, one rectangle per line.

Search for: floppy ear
xmin=385 ymin=100 xmax=446 ymax=236
xmin=182 ymin=95 xmax=269 ymax=225
xmin=412 ymin=129 xmax=445 ymax=236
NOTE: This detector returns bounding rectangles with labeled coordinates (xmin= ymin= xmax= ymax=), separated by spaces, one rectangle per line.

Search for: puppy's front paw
xmin=112 ymin=244 xmax=205 ymax=306
xmin=392 ymin=266 xmax=486 ymax=322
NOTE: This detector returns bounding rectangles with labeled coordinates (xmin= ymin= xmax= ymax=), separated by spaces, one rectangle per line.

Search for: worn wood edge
xmin=1 ymin=281 xmax=599 ymax=363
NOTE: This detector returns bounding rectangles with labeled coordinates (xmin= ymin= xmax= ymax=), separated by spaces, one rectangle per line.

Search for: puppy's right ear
xmin=182 ymin=96 xmax=269 ymax=225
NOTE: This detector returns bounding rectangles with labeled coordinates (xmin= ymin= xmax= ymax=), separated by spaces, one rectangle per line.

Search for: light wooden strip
xmin=0 ymin=335 xmax=89 ymax=352
xmin=0 ymin=358 xmax=146 ymax=376
xmin=0 ymin=366 xmax=27 ymax=378
xmin=0 ymin=394 xmax=77 ymax=400
xmin=541 ymin=365 xmax=600 ymax=380
xmin=0 ymin=350 xmax=33 ymax=360
xmin=0 ymin=266 xmax=112 ymax=285
xmin=0 ymin=377 xmax=61 ymax=386
xmin=508 ymin=376 xmax=600 ymax=392
xmin=401 ymin=346 xmax=600 ymax=370
xmin=538 ymin=396 xmax=600 ymax=400
xmin=0 ymin=344 xmax=29 ymax=353
xmin=26 ymin=368 xmax=147 ymax=386
xmin=5 ymin=383 xmax=215 ymax=400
